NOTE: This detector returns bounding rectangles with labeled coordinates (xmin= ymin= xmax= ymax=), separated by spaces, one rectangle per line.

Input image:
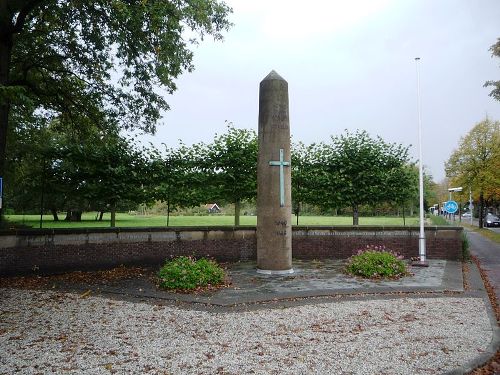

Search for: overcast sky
xmin=142 ymin=0 xmax=500 ymax=182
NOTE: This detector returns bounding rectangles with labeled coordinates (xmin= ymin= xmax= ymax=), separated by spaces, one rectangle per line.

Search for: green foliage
xmin=5 ymin=119 xmax=150 ymax=226
xmin=291 ymin=141 xmax=321 ymax=223
xmin=461 ymin=232 xmax=470 ymax=261
xmin=0 ymin=0 xmax=233 ymax=178
xmin=429 ymin=215 xmax=449 ymax=225
xmin=345 ymin=247 xmax=409 ymax=279
xmin=484 ymin=38 xmax=500 ymax=101
xmin=201 ymin=123 xmax=258 ymax=225
xmin=445 ymin=118 xmax=500 ymax=227
xmin=157 ymin=256 xmax=225 ymax=291
xmin=308 ymin=130 xmax=415 ymax=225
xmin=148 ymin=144 xmax=208 ymax=224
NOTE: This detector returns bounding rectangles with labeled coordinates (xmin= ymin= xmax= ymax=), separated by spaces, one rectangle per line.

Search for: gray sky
xmin=143 ymin=0 xmax=500 ymax=182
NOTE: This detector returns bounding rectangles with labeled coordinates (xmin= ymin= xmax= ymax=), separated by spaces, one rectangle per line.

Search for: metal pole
xmin=415 ymin=57 xmax=426 ymax=263
xmin=469 ymin=187 xmax=473 ymax=225
xmin=39 ymin=159 xmax=46 ymax=229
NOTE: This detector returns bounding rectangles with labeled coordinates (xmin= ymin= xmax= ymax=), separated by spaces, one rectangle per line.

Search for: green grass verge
xmin=5 ymin=213 xmax=420 ymax=229
xmin=461 ymin=223 xmax=500 ymax=244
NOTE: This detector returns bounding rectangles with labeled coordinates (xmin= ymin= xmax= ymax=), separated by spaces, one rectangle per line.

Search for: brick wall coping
xmin=0 ymin=225 xmax=462 ymax=237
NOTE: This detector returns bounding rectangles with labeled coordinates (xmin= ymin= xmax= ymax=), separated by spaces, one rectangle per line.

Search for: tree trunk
xmin=110 ymin=205 xmax=116 ymax=227
xmin=402 ymin=205 xmax=406 ymax=226
xmin=0 ymin=32 xmax=11 ymax=177
xmin=64 ymin=210 xmax=82 ymax=221
xmin=50 ymin=208 xmax=59 ymax=221
xmin=479 ymin=192 xmax=485 ymax=228
xmin=352 ymin=204 xmax=359 ymax=226
xmin=166 ymin=199 xmax=170 ymax=226
xmin=99 ymin=211 xmax=104 ymax=221
xmin=0 ymin=13 xmax=14 ymax=223
xmin=234 ymin=200 xmax=240 ymax=226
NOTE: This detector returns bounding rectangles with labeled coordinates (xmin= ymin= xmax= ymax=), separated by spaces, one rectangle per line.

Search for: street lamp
xmin=414 ymin=57 xmax=427 ymax=266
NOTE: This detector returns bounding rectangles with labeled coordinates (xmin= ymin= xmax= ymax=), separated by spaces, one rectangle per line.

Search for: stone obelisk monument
xmin=257 ymin=70 xmax=293 ymax=274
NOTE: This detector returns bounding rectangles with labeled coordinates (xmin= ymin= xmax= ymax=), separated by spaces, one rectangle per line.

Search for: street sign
xmin=444 ymin=200 xmax=458 ymax=214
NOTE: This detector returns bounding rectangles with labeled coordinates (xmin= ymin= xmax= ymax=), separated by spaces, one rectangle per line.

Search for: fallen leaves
xmin=0 ymin=265 xmax=151 ymax=290
xmin=468 ymin=256 xmax=500 ymax=375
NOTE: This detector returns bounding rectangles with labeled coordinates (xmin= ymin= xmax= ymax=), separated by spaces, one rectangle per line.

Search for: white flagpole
xmin=415 ymin=57 xmax=426 ymax=264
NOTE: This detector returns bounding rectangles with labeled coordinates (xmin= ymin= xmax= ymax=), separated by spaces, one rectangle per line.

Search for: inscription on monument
xmin=271 ymin=103 xmax=288 ymax=127
xmin=275 ymin=218 xmax=287 ymax=236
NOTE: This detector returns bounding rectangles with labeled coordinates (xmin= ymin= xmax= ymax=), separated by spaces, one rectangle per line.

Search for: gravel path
xmin=0 ymin=288 xmax=493 ymax=374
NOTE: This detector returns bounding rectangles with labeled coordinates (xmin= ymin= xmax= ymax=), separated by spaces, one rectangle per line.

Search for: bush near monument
xmin=157 ymin=256 xmax=226 ymax=292
xmin=345 ymin=246 xmax=410 ymax=279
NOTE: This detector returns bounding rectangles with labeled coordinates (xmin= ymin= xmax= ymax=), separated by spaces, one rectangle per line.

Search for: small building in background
xmin=205 ymin=203 xmax=221 ymax=214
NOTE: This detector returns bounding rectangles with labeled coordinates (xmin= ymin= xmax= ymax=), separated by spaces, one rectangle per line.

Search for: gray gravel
xmin=0 ymin=288 xmax=493 ymax=374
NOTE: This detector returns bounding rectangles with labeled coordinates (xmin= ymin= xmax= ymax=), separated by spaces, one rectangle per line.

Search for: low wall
xmin=0 ymin=226 xmax=463 ymax=276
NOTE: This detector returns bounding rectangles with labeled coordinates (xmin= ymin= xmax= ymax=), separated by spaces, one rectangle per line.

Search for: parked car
xmin=462 ymin=212 xmax=472 ymax=218
xmin=484 ymin=213 xmax=500 ymax=227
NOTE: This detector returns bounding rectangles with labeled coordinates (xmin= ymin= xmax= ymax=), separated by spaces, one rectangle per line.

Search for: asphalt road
xmin=466 ymin=228 xmax=500 ymax=302
xmin=446 ymin=216 xmax=500 ymax=233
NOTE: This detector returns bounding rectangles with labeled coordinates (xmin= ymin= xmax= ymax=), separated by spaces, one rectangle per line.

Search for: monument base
xmin=256 ymin=268 xmax=294 ymax=275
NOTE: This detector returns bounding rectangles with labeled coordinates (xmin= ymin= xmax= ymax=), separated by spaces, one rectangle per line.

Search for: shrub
xmin=429 ymin=215 xmax=449 ymax=226
xmin=158 ymin=256 xmax=226 ymax=291
xmin=345 ymin=246 xmax=409 ymax=279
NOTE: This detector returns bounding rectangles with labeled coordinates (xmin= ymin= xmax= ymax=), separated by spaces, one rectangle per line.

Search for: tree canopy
xmin=310 ymin=130 xmax=415 ymax=225
xmin=202 ymin=124 xmax=258 ymax=225
xmin=0 ymin=0 xmax=232 ymax=179
xmin=485 ymin=38 xmax=500 ymax=101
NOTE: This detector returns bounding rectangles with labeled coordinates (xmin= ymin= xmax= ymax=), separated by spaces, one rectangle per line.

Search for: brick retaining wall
xmin=0 ymin=226 xmax=463 ymax=276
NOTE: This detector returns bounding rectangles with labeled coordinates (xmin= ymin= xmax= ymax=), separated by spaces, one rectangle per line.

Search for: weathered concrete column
xmin=256 ymin=70 xmax=293 ymax=274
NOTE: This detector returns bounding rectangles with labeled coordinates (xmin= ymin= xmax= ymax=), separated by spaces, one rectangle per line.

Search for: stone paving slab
xmin=67 ymin=259 xmax=464 ymax=307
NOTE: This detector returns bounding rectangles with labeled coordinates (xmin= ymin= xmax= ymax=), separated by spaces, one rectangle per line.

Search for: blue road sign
xmin=444 ymin=200 xmax=458 ymax=214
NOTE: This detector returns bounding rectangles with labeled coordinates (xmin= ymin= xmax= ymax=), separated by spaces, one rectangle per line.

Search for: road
xmin=466 ymin=228 xmax=500 ymax=302
xmin=445 ymin=215 xmax=500 ymax=233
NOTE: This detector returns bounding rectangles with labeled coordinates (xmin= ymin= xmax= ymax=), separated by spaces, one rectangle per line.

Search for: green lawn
xmin=5 ymin=212 xmax=419 ymax=228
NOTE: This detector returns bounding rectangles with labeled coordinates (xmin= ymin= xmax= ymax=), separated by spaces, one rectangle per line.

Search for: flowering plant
xmin=345 ymin=245 xmax=410 ymax=279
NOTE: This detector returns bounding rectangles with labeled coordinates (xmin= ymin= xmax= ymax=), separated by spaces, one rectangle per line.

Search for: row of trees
xmin=6 ymin=121 xmax=425 ymax=226
xmin=0 ymin=0 xmax=233 ymax=221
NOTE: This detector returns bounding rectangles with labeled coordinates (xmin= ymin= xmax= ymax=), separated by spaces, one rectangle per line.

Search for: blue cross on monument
xmin=269 ymin=148 xmax=290 ymax=207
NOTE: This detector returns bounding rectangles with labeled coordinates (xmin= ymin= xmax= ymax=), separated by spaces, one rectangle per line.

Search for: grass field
xmin=5 ymin=212 xmax=420 ymax=228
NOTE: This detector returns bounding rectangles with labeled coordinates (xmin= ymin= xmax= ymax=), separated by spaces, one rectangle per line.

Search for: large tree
xmin=0 ymin=0 xmax=232 ymax=192
xmin=148 ymin=144 xmax=208 ymax=226
xmin=313 ymin=130 xmax=414 ymax=225
xmin=485 ymin=38 xmax=500 ymax=101
xmin=203 ymin=124 xmax=258 ymax=226
xmin=7 ymin=115 xmax=151 ymax=226
xmin=291 ymin=141 xmax=322 ymax=224
xmin=445 ymin=118 xmax=500 ymax=227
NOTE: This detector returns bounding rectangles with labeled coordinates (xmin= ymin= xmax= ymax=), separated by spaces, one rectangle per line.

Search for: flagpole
xmin=415 ymin=57 xmax=427 ymax=265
